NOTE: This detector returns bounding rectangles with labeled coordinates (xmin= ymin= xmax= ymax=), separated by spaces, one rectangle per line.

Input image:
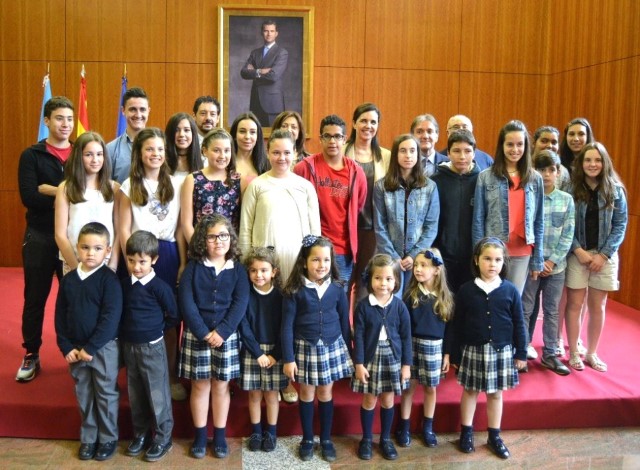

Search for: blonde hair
xmin=404 ymin=248 xmax=454 ymax=322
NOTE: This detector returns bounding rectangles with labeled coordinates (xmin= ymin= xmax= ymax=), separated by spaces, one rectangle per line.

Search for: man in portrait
xmin=240 ymin=19 xmax=289 ymax=127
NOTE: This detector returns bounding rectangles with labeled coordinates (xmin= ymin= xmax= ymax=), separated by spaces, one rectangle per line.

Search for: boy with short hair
xmin=521 ymin=151 xmax=575 ymax=375
xmin=54 ymin=222 xmax=122 ymax=461
xmin=121 ymin=231 xmax=178 ymax=462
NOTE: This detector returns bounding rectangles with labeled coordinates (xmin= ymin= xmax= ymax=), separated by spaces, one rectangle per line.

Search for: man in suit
xmin=240 ymin=19 xmax=288 ymax=127
xmin=439 ymin=114 xmax=494 ymax=170
xmin=410 ymin=114 xmax=449 ymax=176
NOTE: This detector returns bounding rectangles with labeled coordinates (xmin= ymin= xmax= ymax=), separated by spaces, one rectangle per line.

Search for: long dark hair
xmin=129 ymin=128 xmax=174 ymax=206
xmin=471 ymin=237 xmax=509 ymax=279
xmin=229 ymin=112 xmax=269 ymax=174
xmin=64 ymin=131 xmax=114 ymax=204
xmin=283 ymin=236 xmax=341 ymax=295
xmin=164 ymin=112 xmax=203 ymax=174
xmin=383 ymin=134 xmax=425 ymax=191
xmin=559 ymin=117 xmax=594 ymax=172
xmin=344 ymin=102 xmax=383 ymax=163
xmin=571 ymin=142 xmax=625 ymax=208
xmin=492 ymin=120 xmax=535 ymax=188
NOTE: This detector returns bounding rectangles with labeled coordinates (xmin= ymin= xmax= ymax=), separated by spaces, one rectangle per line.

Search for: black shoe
xmin=299 ymin=440 xmax=314 ymax=461
xmin=78 ymin=442 xmax=97 ymax=460
xmin=262 ymin=432 xmax=277 ymax=452
xmin=212 ymin=441 xmax=229 ymax=459
xmin=144 ymin=441 xmax=173 ymax=462
xmin=320 ymin=440 xmax=336 ymax=462
xmin=357 ymin=438 xmax=372 ymax=460
xmin=126 ymin=434 xmax=151 ymax=457
xmin=423 ymin=431 xmax=438 ymax=447
xmin=94 ymin=441 xmax=118 ymax=461
xmin=459 ymin=432 xmax=475 ymax=453
xmin=379 ymin=438 xmax=398 ymax=460
xmin=541 ymin=355 xmax=571 ymax=376
xmin=248 ymin=433 xmax=262 ymax=451
xmin=190 ymin=443 xmax=206 ymax=459
xmin=395 ymin=429 xmax=411 ymax=447
xmin=488 ymin=436 xmax=510 ymax=459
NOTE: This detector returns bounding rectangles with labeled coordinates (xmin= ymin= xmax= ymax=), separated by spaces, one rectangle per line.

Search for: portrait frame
xmin=218 ymin=4 xmax=314 ymax=136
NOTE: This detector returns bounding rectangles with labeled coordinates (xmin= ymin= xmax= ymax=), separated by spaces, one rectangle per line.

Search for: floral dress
xmin=192 ymin=170 xmax=241 ymax=232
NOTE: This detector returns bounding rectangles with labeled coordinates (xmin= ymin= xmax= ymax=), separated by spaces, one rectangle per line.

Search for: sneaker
xmin=262 ymin=432 xmax=277 ymax=452
xmin=577 ymin=339 xmax=587 ymax=356
xmin=395 ymin=428 xmax=411 ymax=447
xmin=526 ymin=344 xmax=538 ymax=360
xmin=379 ymin=438 xmax=398 ymax=460
xmin=16 ymin=354 xmax=40 ymax=382
xmin=170 ymin=382 xmax=187 ymax=401
xmin=555 ymin=339 xmax=565 ymax=357
xmin=248 ymin=433 xmax=262 ymax=451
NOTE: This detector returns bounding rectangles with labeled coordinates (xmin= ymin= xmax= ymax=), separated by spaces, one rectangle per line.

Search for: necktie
xmin=263 ymin=46 xmax=269 ymax=58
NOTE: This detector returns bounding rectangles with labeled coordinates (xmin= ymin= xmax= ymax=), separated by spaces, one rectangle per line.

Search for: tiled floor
xmin=0 ymin=428 xmax=639 ymax=469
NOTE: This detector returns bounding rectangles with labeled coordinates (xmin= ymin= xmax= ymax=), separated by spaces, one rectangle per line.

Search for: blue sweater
xmin=281 ymin=283 xmax=351 ymax=363
xmin=55 ymin=265 xmax=123 ymax=356
xmin=178 ymin=260 xmax=249 ymax=341
xmin=450 ymin=279 xmax=527 ymax=364
xmin=120 ymin=276 xmax=178 ymax=343
xmin=238 ymin=287 xmax=284 ymax=360
xmin=353 ymin=296 xmax=412 ymax=366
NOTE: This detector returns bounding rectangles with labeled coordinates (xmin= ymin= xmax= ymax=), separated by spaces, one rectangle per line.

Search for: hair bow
xmin=422 ymin=250 xmax=443 ymax=266
xmin=301 ymin=234 xmax=319 ymax=248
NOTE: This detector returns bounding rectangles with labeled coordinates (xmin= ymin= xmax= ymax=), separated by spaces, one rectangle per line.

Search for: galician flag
xmin=77 ymin=66 xmax=90 ymax=137
xmin=37 ymin=73 xmax=52 ymax=141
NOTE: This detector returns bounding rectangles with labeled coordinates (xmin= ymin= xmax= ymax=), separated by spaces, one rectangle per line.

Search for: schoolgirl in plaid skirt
xmin=281 ymin=235 xmax=354 ymax=463
xmin=238 ymin=247 xmax=288 ymax=452
xmin=450 ymin=238 xmax=528 ymax=460
xmin=396 ymin=248 xmax=454 ymax=449
xmin=351 ymin=255 xmax=411 ymax=461
xmin=178 ymin=215 xmax=249 ymax=459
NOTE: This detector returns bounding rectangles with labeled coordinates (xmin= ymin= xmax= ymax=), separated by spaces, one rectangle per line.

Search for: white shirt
xmin=303 ymin=276 xmax=331 ymax=299
xmin=368 ymin=294 xmax=393 ymax=340
xmin=474 ymin=276 xmax=502 ymax=294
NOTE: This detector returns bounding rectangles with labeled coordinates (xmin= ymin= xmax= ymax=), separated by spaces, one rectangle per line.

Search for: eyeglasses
xmin=206 ymin=233 xmax=230 ymax=242
xmin=448 ymin=124 xmax=470 ymax=132
xmin=321 ymin=133 xmax=345 ymax=142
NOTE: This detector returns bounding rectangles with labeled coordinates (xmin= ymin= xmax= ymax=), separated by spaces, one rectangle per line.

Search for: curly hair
xmin=244 ymin=246 xmax=282 ymax=289
xmin=188 ymin=214 xmax=240 ymax=262
xmin=282 ymin=236 xmax=341 ymax=295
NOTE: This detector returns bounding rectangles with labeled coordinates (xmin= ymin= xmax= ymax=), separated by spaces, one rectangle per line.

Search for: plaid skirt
xmin=351 ymin=340 xmax=409 ymax=396
xmin=178 ymin=329 xmax=240 ymax=381
xmin=239 ymin=343 xmax=289 ymax=391
xmin=410 ymin=337 xmax=445 ymax=387
xmin=294 ymin=336 xmax=354 ymax=386
xmin=457 ymin=343 xmax=519 ymax=393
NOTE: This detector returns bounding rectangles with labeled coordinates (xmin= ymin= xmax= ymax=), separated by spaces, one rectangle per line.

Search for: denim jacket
xmin=571 ymin=184 xmax=627 ymax=258
xmin=472 ymin=169 xmax=545 ymax=272
xmin=373 ymin=178 xmax=440 ymax=260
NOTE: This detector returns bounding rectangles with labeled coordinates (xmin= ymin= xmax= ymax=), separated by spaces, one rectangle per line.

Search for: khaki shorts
xmin=565 ymin=251 xmax=619 ymax=291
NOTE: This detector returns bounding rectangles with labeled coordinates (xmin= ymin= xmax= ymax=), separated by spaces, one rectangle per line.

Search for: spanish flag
xmin=77 ymin=66 xmax=90 ymax=137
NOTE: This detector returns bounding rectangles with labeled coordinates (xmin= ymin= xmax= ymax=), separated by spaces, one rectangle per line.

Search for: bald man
xmin=439 ymin=115 xmax=494 ymax=170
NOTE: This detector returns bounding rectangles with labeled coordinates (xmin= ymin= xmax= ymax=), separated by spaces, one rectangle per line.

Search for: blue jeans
xmin=521 ymin=270 xmax=565 ymax=357
xmin=507 ymin=255 xmax=530 ymax=296
xmin=334 ymin=254 xmax=353 ymax=292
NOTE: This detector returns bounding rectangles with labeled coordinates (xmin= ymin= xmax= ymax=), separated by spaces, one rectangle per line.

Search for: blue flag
xmin=37 ymin=74 xmax=52 ymax=141
xmin=116 ymin=75 xmax=128 ymax=137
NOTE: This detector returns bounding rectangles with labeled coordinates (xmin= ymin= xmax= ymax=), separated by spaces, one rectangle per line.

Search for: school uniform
xmin=452 ymin=278 xmax=527 ymax=393
xmin=178 ymin=258 xmax=249 ymax=381
xmin=121 ymin=270 xmax=178 ymax=446
xmin=238 ymin=286 xmax=288 ymax=391
xmin=281 ymin=278 xmax=353 ymax=385
xmin=351 ymin=294 xmax=412 ymax=396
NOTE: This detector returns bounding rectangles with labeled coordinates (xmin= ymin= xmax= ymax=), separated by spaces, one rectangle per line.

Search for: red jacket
xmin=294 ymin=153 xmax=367 ymax=261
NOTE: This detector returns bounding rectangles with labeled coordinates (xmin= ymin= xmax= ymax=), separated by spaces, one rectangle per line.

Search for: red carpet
xmin=1 ymin=267 xmax=639 ymax=439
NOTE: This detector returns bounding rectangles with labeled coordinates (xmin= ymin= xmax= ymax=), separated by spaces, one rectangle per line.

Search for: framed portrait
xmin=218 ymin=5 xmax=314 ymax=136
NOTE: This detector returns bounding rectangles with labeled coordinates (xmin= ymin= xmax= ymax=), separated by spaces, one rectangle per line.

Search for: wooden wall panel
xmin=457 ymin=72 xmax=548 ymax=153
xmin=354 ymin=69 xmax=461 ymax=148
xmin=164 ymin=63 xmax=219 ymax=120
xmin=365 ymin=0 xmax=462 ymax=71
xmin=610 ymin=214 xmax=639 ymax=309
xmin=0 ymin=0 xmax=66 ymax=61
xmin=166 ymin=0 xmax=218 ymax=64
xmin=461 ymin=0 xmax=551 ymax=74
xmin=0 ymin=61 xmax=67 ymax=191
xmin=0 ymin=191 xmax=26 ymax=267
xmin=548 ymin=0 xmax=640 ymax=73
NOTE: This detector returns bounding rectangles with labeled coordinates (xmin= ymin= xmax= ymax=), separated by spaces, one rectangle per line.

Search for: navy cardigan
xmin=238 ymin=287 xmax=284 ymax=360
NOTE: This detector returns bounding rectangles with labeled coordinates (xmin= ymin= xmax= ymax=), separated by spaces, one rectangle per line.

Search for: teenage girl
xmin=229 ymin=112 xmax=269 ymax=194
xmin=351 ymin=254 xmax=411 ymax=461
xmin=558 ymin=117 xmax=595 ymax=175
xmin=238 ymin=247 xmax=288 ymax=452
xmin=165 ymin=112 xmax=203 ymax=185
xmin=272 ymin=110 xmax=310 ymax=164
xmin=55 ymin=131 xmax=118 ymax=273
xmin=564 ymin=143 xmax=627 ymax=372
xmin=472 ymin=120 xmax=544 ymax=295
xmin=281 ymin=235 xmax=353 ymax=463
xmin=119 ymin=127 xmax=186 ymax=400
xmin=396 ymin=248 xmax=454 ymax=448
xmin=178 ymin=214 xmax=249 ymax=459
xmin=451 ymin=237 xmax=527 ymax=460
xmin=373 ymin=134 xmax=440 ymax=293
xmin=181 ymin=128 xmax=241 ymax=241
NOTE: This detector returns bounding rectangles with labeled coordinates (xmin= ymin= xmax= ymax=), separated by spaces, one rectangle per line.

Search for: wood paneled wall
xmin=1 ymin=0 xmax=638 ymax=308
